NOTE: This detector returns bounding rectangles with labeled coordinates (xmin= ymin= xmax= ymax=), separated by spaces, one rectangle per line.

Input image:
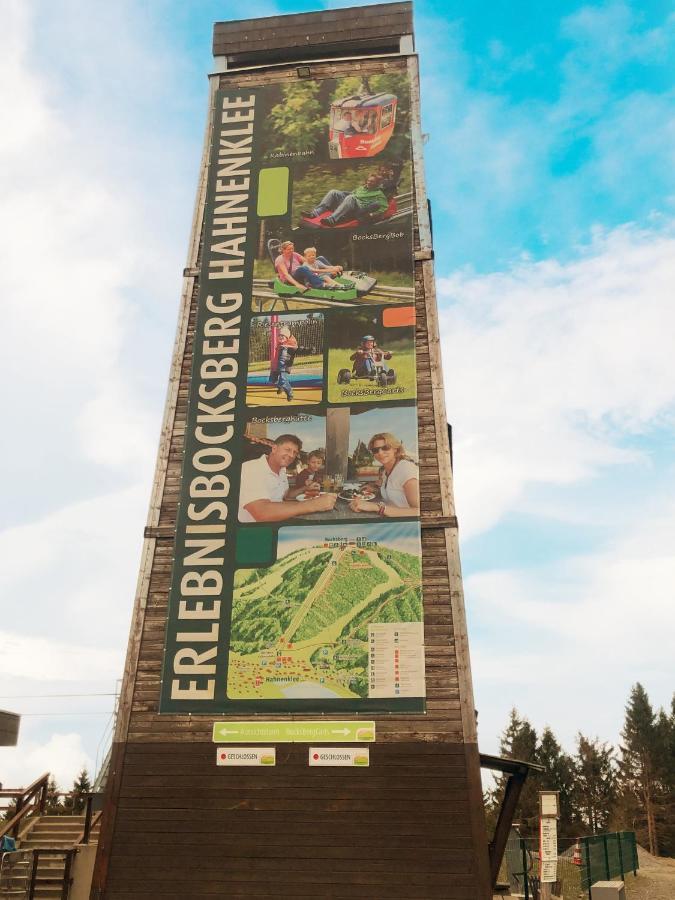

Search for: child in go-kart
xmin=274 ymin=240 xmax=348 ymax=292
xmin=349 ymin=335 xmax=393 ymax=378
xmin=302 ymin=246 xmax=345 ymax=280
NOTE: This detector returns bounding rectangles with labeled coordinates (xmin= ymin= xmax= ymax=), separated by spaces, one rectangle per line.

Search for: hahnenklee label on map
xmin=309 ymin=747 xmax=370 ymax=767
xmin=368 ymin=622 xmax=425 ymax=698
xmin=212 ymin=721 xmax=376 ymax=743
xmin=216 ymin=747 xmax=276 ymax=766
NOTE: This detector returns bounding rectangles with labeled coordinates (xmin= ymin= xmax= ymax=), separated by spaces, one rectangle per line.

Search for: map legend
xmin=368 ymin=622 xmax=425 ymax=698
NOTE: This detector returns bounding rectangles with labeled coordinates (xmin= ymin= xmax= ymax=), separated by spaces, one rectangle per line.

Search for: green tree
xmin=574 ymin=734 xmax=617 ymax=834
xmin=268 ymin=82 xmax=324 ymax=155
xmin=2 ymin=797 xmax=18 ymax=823
xmin=618 ymin=683 xmax=663 ymax=855
xmin=45 ymin=776 xmax=63 ymax=815
xmin=537 ymin=726 xmax=577 ymax=837
xmin=487 ymin=709 xmax=540 ymax=838
xmin=653 ymin=703 xmax=675 ymax=856
xmin=66 ymin=768 xmax=91 ymax=815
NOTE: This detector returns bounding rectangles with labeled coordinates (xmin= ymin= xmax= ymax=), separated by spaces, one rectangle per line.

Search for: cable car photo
xmin=328 ymin=92 xmax=397 ymax=159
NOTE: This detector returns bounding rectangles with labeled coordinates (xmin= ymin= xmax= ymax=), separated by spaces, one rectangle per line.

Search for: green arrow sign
xmin=212 ymin=721 xmax=376 ymax=743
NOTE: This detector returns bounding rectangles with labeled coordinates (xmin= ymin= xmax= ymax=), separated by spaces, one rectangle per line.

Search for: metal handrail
xmin=0 ymin=848 xmax=33 ymax=897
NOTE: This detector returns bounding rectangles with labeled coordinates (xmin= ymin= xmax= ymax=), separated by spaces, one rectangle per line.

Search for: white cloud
xmin=438 ymin=220 xmax=675 ymax=751
xmin=0 ymin=632 xmax=120 ymax=682
xmin=0 ymin=1 xmax=194 ymax=509
xmin=0 ymin=484 xmax=148 ymax=648
xmin=0 ymin=733 xmax=93 ymax=791
xmin=468 ymin=494 xmax=675 ymax=752
xmin=438 ymin=222 xmax=675 ymax=537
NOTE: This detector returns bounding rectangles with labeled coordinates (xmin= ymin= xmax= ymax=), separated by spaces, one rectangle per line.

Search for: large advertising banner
xmin=160 ymin=72 xmax=425 ymax=713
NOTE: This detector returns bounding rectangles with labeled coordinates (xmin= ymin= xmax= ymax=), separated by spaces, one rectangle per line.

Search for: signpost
xmin=540 ymin=791 xmax=560 ymax=899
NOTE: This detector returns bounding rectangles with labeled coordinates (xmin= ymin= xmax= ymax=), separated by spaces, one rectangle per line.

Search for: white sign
xmin=540 ymin=791 xmax=559 ymax=817
xmin=216 ymin=747 xmax=276 ymax=766
xmin=309 ymin=747 xmax=370 ymax=767
xmin=540 ymin=816 xmax=558 ymax=882
xmin=368 ymin=622 xmax=425 ymax=698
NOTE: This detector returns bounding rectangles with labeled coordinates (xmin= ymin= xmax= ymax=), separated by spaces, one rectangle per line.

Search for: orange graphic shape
xmin=382 ymin=305 xmax=415 ymax=328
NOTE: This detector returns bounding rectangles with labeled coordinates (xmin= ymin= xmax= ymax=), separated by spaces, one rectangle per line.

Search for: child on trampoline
xmin=271 ymin=324 xmax=298 ymax=402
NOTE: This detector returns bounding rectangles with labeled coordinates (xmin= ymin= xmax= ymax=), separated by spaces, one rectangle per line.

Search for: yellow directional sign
xmin=212 ymin=721 xmax=376 ymax=743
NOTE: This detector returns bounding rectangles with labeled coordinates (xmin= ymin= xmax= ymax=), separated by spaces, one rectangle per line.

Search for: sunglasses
xmin=371 ymin=444 xmax=392 ymax=454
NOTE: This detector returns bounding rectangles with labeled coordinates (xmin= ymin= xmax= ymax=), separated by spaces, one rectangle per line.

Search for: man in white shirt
xmin=238 ymin=434 xmax=337 ymax=523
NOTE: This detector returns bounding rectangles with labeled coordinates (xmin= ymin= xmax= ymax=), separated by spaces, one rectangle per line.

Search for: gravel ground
xmin=624 ymin=848 xmax=675 ymax=900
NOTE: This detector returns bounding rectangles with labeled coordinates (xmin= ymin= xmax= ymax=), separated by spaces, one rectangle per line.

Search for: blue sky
xmin=0 ymin=0 xmax=673 ymax=787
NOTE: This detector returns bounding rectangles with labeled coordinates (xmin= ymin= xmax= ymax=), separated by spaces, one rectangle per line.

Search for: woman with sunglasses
xmin=349 ymin=432 xmax=419 ymax=517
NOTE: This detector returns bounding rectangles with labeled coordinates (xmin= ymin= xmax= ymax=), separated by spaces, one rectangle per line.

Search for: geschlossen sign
xmin=160 ymin=74 xmax=425 ymax=714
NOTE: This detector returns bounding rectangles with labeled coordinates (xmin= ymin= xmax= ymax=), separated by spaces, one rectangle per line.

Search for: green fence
xmin=580 ymin=831 xmax=638 ymax=890
xmin=501 ymin=829 xmax=638 ymax=900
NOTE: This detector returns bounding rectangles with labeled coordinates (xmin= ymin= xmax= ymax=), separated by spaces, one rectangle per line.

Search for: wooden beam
xmin=488 ymin=770 xmax=528 ymax=889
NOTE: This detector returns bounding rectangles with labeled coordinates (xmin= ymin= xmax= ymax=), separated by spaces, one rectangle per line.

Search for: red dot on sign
xmin=313 ymin=753 xmax=319 ymax=760
xmin=220 ymin=753 xmax=226 ymax=760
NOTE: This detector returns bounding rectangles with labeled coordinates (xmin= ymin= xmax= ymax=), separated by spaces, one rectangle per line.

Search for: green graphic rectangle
xmin=257 ymin=167 xmax=289 ymax=217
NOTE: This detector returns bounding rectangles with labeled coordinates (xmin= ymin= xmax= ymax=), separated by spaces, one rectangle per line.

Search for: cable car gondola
xmin=328 ymin=92 xmax=397 ymax=160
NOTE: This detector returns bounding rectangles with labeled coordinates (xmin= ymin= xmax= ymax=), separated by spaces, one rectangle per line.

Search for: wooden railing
xmin=0 ymin=772 xmax=49 ymax=841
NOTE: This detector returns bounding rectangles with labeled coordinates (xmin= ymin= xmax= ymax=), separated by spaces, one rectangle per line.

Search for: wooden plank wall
xmin=92 ymin=54 xmax=490 ymax=899
xmin=212 ymin=3 xmax=412 ymax=61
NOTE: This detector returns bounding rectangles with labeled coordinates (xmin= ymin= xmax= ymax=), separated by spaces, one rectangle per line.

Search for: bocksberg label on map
xmin=160 ymin=73 xmax=426 ymax=715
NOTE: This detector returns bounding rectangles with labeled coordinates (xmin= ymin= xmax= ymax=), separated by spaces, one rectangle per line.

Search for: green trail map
xmin=227 ymin=536 xmax=422 ymax=700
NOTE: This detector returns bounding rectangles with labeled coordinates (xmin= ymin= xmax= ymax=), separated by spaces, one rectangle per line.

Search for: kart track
xmin=252 ymin=279 xmax=415 ymax=312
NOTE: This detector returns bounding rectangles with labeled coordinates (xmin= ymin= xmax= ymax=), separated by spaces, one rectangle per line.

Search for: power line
xmin=18 ymin=712 xmax=114 ymax=717
xmin=0 ymin=693 xmax=117 ymax=700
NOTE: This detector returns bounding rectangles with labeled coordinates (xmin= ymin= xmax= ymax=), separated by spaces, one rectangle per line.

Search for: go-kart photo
xmin=266 ymin=238 xmax=376 ymax=303
xmin=337 ymin=342 xmax=397 ymax=389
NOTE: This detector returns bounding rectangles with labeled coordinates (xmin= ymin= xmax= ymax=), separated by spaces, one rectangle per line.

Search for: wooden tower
xmin=92 ymin=4 xmax=491 ymax=897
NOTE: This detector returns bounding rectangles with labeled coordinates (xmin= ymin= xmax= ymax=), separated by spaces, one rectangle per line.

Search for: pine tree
xmin=574 ymin=734 xmax=617 ymax=834
xmin=45 ymin=776 xmax=62 ymax=815
xmin=69 ymin=768 xmax=92 ymax=815
xmin=537 ymin=726 xmax=577 ymax=837
xmin=2 ymin=797 xmax=18 ymax=822
xmin=653 ymin=704 xmax=675 ymax=856
xmin=488 ymin=709 xmax=540 ymax=837
xmin=618 ymin=683 xmax=662 ymax=855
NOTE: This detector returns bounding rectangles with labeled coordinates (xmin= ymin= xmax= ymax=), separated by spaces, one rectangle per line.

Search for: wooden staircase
xmin=1 ymin=815 xmax=101 ymax=898
xmin=1 ymin=774 xmax=102 ymax=898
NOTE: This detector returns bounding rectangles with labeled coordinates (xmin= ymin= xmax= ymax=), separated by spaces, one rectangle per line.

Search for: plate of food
xmin=295 ymin=492 xmax=325 ymax=502
xmin=338 ymin=485 xmax=377 ymax=502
